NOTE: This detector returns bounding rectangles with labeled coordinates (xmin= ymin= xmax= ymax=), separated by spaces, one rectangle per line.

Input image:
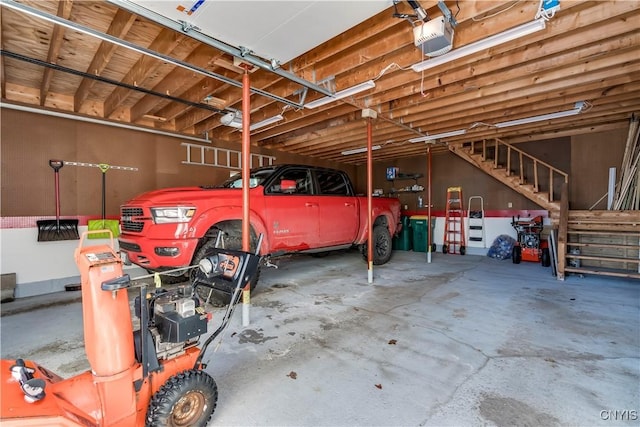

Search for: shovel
xmin=87 ymin=164 xmax=120 ymax=239
xmin=37 ymin=160 xmax=79 ymax=241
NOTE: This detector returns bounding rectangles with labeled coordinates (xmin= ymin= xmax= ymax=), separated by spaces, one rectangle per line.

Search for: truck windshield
xmin=218 ymin=167 xmax=277 ymax=189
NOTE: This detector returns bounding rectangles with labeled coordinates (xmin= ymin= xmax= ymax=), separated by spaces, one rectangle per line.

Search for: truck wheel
xmin=362 ymin=225 xmax=392 ymax=265
xmin=146 ymin=369 xmax=217 ymax=427
xmin=192 ymin=236 xmax=260 ymax=307
xmin=442 ymin=244 xmax=448 ymax=254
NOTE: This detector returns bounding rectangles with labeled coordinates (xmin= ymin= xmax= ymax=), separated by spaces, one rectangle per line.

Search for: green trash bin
xmin=410 ymin=215 xmax=435 ymax=252
xmin=393 ymin=216 xmax=412 ymax=251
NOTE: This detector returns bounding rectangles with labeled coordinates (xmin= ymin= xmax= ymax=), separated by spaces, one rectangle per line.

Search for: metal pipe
xmin=1 ymin=50 xmax=223 ymax=114
xmin=1 ymin=0 xmax=304 ymax=109
xmin=1 ymin=102 xmax=210 ymax=143
xmin=107 ymin=0 xmax=334 ymax=98
xmin=367 ymin=117 xmax=374 ymax=284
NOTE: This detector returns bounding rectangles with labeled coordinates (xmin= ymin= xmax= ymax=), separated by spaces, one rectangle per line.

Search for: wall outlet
xmin=508 ymin=202 xmax=513 ymax=208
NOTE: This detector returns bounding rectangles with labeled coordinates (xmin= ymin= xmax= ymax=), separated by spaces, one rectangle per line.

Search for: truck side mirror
xmin=280 ymin=179 xmax=296 ymax=193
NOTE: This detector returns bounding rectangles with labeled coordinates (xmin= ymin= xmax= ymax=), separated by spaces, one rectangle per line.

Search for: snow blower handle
xmin=9 ymin=359 xmax=46 ymax=403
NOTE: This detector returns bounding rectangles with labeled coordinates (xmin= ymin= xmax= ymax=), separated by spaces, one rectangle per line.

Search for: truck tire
xmin=192 ymin=235 xmax=260 ymax=307
xmin=146 ymin=369 xmax=217 ymax=427
xmin=362 ymin=225 xmax=392 ymax=265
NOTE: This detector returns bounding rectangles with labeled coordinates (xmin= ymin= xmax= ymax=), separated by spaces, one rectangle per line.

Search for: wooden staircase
xmin=449 ymin=138 xmax=640 ymax=281
xmin=449 ymin=138 xmax=567 ymax=213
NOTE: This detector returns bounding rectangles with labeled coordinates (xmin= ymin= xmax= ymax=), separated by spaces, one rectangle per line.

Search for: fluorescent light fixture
xmin=341 ymin=145 xmax=382 ymax=156
xmin=411 ymin=19 xmax=546 ymax=72
xmin=220 ymin=111 xmax=242 ymax=128
xmin=409 ymin=129 xmax=466 ymax=143
xmin=305 ymin=80 xmax=376 ymax=109
xmin=220 ymin=111 xmax=284 ymax=131
xmin=250 ymin=114 xmax=284 ymax=131
xmin=495 ymin=102 xmax=585 ymax=128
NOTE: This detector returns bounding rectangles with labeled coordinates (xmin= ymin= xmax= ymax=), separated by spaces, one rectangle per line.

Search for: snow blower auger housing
xmin=0 ymin=230 xmax=261 ymax=426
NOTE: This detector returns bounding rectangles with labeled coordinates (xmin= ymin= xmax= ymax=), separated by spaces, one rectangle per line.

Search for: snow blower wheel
xmin=146 ymin=369 xmax=218 ymax=427
xmin=512 ymin=245 xmax=522 ymax=264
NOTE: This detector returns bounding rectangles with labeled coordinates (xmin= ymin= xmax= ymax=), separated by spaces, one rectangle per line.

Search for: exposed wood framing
xmin=0 ymin=0 xmax=638 ymax=165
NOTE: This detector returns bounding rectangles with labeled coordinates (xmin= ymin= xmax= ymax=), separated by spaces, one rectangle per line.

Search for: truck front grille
xmin=121 ymin=206 xmax=145 ymax=232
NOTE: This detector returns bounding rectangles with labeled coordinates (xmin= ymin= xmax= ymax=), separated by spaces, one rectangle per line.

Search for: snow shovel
xmin=37 ymin=160 xmax=79 ymax=241
xmin=87 ymin=164 xmax=120 ymax=239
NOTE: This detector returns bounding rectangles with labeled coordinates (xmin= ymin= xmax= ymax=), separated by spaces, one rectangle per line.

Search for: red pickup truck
xmin=119 ymin=164 xmax=401 ymax=301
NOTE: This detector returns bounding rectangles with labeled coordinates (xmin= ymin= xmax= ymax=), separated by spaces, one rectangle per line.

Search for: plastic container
xmin=410 ymin=215 xmax=435 ymax=252
xmin=393 ymin=216 xmax=412 ymax=251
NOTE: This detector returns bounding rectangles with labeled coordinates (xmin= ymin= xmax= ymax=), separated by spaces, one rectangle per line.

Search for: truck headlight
xmin=150 ymin=207 xmax=196 ymax=224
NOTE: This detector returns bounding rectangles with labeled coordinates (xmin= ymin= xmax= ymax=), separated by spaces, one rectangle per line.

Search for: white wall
xmin=1 ymin=216 xmax=549 ymax=298
xmin=0 ymin=226 xmax=144 ymax=297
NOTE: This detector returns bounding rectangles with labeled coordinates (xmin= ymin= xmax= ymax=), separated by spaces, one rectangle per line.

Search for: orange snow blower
xmin=511 ymin=215 xmax=550 ymax=265
xmin=1 ymin=231 xmax=260 ymax=426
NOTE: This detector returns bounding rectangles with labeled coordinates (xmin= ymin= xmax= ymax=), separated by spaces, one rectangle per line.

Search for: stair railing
xmin=471 ymin=138 xmax=568 ymax=203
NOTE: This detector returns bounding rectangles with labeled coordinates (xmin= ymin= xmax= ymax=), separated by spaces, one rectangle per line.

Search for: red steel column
xmin=242 ymin=69 xmax=251 ymax=252
xmin=241 ymin=69 xmax=251 ymax=326
xmin=427 ymin=145 xmax=433 ymax=263
xmin=367 ymin=117 xmax=374 ymax=282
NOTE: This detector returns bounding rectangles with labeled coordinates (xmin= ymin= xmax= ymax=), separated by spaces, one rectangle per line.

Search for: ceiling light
xmin=411 ymin=19 xmax=546 ymax=72
xmin=305 ymin=80 xmax=376 ymax=109
xmin=250 ymin=114 xmax=283 ymax=131
xmin=220 ymin=111 xmax=284 ymax=131
xmin=495 ymin=102 xmax=585 ymax=128
xmin=341 ymin=145 xmax=382 ymax=156
xmin=409 ymin=129 xmax=466 ymax=143
xmin=220 ymin=111 xmax=242 ymax=128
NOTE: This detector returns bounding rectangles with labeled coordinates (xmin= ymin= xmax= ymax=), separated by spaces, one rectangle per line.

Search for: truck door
xmin=315 ymin=170 xmax=359 ymax=245
xmin=263 ymin=167 xmax=319 ymax=251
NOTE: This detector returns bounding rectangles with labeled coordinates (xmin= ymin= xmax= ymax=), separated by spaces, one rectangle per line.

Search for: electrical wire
xmin=471 ymin=0 xmax=525 ymax=21
xmin=372 ymin=62 xmax=413 ymax=81
xmin=535 ymin=0 xmax=558 ymax=21
xmin=581 ymin=100 xmax=593 ymax=113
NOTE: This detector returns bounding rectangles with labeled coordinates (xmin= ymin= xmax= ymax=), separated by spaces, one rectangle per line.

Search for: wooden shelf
xmin=390 ymin=189 xmax=423 ymax=194
xmin=388 ymin=172 xmax=424 ymax=195
xmin=559 ymin=210 xmax=640 ymax=280
xmin=564 ymin=267 xmax=640 ymax=279
xmin=387 ymin=173 xmax=423 ymax=181
xmin=566 ymin=253 xmax=640 ymax=264
xmin=567 ymin=241 xmax=640 ymax=250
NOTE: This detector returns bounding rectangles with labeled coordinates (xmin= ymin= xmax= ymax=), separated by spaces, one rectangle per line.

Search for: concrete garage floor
xmin=1 ymin=250 xmax=639 ymax=426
